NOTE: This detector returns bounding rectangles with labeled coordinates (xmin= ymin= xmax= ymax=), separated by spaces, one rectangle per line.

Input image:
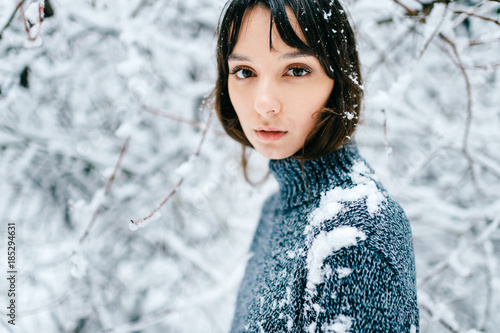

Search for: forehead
xmin=234 ymin=5 xmax=306 ymax=51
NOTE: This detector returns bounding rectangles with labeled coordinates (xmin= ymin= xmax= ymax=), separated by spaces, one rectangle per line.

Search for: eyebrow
xmin=228 ymin=50 xmax=315 ymax=62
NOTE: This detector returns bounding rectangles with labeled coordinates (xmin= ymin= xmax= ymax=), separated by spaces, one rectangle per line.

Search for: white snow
xmin=336 ymin=267 xmax=353 ymax=278
xmin=175 ymin=155 xmax=197 ymax=179
xmin=306 ymin=226 xmax=367 ymax=295
xmin=308 ymin=162 xmax=385 ymax=227
xmin=322 ymin=315 xmax=353 ymax=333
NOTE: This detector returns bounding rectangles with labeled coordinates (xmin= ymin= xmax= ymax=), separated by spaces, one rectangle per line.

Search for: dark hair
xmin=213 ymin=0 xmax=363 ymax=162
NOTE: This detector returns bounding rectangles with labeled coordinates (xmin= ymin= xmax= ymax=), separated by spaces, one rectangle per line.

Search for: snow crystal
xmin=128 ymin=222 xmax=140 ymax=231
xmin=308 ymin=322 xmax=317 ymax=333
xmin=345 ymin=112 xmax=355 ymax=120
xmin=287 ymin=317 xmax=293 ymax=330
xmin=348 ymin=73 xmax=364 ymax=90
xmin=175 ymin=155 xmax=197 ymax=179
xmin=306 ymin=226 xmax=367 ymax=295
xmin=336 ymin=267 xmax=353 ymax=278
xmin=88 ymin=188 xmax=106 ymax=212
xmin=323 ymin=10 xmax=332 ymax=20
xmin=322 ymin=315 xmax=353 ymax=333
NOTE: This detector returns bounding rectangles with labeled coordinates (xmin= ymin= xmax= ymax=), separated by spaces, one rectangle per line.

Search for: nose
xmin=253 ymin=79 xmax=281 ymax=116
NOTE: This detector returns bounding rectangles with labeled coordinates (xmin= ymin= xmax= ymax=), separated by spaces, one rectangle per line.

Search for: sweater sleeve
xmin=303 ymin=243 xmax=415 ymax=333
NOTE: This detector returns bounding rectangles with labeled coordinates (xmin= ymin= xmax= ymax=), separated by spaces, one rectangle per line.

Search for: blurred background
xmin=0 ymin=0 xmax=499 ymax=332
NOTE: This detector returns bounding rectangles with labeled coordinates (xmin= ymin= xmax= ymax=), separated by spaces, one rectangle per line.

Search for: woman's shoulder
xmin=305 ymin=159 xmax=415 ymax=275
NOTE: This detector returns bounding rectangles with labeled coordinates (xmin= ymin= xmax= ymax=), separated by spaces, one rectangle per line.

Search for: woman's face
xmin=227 ymin=6 xmax=334 ymax=160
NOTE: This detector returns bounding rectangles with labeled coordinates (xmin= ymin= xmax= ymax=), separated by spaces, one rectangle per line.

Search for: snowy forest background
xmin=0 ymin=0 xmax=499 ymax=332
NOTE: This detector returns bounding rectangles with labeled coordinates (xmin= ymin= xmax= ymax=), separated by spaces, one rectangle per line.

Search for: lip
xmin=256 ymin=126 xmax=286 ymax=132
xmin=254 ymin=127 xmax=287 ymax=141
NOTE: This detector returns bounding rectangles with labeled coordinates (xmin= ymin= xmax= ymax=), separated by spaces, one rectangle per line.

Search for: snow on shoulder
xmin=308 ymin=161 xmax=386 ymax=228
xmin=306 ymin=226 xmax=367 ymax=297
xmin=322 ymin=315 xmax=353 ymax=333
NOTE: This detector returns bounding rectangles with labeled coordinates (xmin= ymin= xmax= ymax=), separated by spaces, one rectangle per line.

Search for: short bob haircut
xmin=214 ymin=0 xmax=363 ymax=161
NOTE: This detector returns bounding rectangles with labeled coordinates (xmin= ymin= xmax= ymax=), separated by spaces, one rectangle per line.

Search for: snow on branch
xmin=0 ymin=0 xmax=26 ymax=40
xmin=129 ymin=109 xmax=214 ymax=228
xmin=79 ymin=137 xmax=131 ymax=244
xmin=419 ymin=214 xmax=500 ymax=288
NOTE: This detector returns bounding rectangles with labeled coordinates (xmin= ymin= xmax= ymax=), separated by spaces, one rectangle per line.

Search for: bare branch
xmin=365 ymin=24 xmax=417 ymax=78
xmin=130 ymin=110 xmax=214 ymax=227
xmin=418 ymin=215 xmax=500 ymax=288
xmin=453 ymin=9 xmax=500 ymax=26
xmin=142 ymin=105 xmax=226 ymax=136
xmin=79 ymin=137 xmax=131 ymax=244
xmin=459 ymin=62 xmax=500 ymax=70
xmin=102 ymin=264 xmax=244 ymax=332
xmin=0 ymin=0 xmax=27 ymax=40
xmin=19 ymin=0 xmax=45 ymax=42
xmin=392 ymin=0 xmax=418 ymax=16
xmin=479 ymin=242 xmax=494 ymax=330
xmin=438 ymin=33 xmax=483 ymax=194
xmin=19 ymin=294 xmax=68 ymax=316
xmin=419 ymin=302 xmax=461 ymax=333
xmin=469 ymin=37 xmax=500 ymax=46
xmin=418 ymin=4 xmax=449 ymax=59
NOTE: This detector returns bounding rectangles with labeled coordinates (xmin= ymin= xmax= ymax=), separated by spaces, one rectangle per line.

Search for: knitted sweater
xmin=230 ymin=142 xmax=419 ymax=333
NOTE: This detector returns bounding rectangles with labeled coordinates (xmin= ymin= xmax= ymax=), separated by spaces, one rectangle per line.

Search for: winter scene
xmin=0 ymin=0 xmax=499 ymax=332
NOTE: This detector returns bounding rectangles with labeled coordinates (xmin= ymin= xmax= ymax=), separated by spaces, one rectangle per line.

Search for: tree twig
xmin=418 ymin=214 xmax=500 ymax=288
xmin=439 ymin=33 xmax=482 ymax=194
xmin=392 ymin=0 xmax=418 ymax=16
xmin=0 ymin=0 xmax=27 ymax=40
xmin=130 ymin=110 xmax=214 ymax=227
xmin=419 ymin=302 xmax=460 ymax=333
xmin=418 ymin=3 xmax=448 ymax=59
xmin=19 ymin=0 xmax=45 ymax=42
xmin=142 ymin=105 xmax=226 ymax=136
xmin=102 ymin=262 xmax=244 ymax=332
xmin=453 ymin=10 xmax=500 ymax=26
xmin=79 ymin=137 xmax=131 ymax=244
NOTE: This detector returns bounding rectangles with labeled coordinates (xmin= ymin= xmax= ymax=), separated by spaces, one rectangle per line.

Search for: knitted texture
xmin=230 ymin=142 xmax=419 ymax=332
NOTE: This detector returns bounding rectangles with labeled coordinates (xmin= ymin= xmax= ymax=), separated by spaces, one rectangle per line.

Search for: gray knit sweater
xmin=230 ymin=142 xmax=419 ymax=332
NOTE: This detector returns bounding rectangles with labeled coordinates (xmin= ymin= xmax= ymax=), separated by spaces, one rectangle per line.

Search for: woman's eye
xmin=287 ymin=67 xmax=310 ymax=77
xmin=234 ymin=68 xmax=254 ymax=79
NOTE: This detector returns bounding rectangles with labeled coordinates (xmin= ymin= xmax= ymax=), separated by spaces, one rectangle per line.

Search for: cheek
xmin=228 ymin=82 xmax=252 ymax=123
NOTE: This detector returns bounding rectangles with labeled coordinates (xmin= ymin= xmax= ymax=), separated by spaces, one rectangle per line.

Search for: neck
xmin=268 ymin=141 xmax=363 ymax=208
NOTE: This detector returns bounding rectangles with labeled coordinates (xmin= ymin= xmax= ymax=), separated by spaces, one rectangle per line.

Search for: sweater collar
xmin=268 ymin=141 xmax=362 ymax=208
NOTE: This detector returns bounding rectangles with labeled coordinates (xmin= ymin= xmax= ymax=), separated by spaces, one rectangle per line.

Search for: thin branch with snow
xmin=0 ymin=0 xmax=26 ymax=40
xmin=79 ymin=137 xmax=131 ymax=244
xmin=130 ymin=109 xmax=214 ymax=227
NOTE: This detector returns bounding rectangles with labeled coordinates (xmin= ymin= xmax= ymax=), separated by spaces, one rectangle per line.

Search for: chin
xmin=256 ymin=147 xmax=294 ymax=160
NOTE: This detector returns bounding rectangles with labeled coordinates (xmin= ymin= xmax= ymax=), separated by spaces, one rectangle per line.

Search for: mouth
xmin=255 ymin=128 xmax=287 ymax=142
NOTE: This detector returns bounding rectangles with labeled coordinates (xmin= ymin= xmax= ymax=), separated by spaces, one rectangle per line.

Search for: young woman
xmin=213 ymin=0 xmax=419 ymax=331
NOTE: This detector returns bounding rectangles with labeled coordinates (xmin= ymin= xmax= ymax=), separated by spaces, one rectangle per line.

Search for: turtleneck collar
xmin=268 ymin=141 xmax=363 ymax=208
